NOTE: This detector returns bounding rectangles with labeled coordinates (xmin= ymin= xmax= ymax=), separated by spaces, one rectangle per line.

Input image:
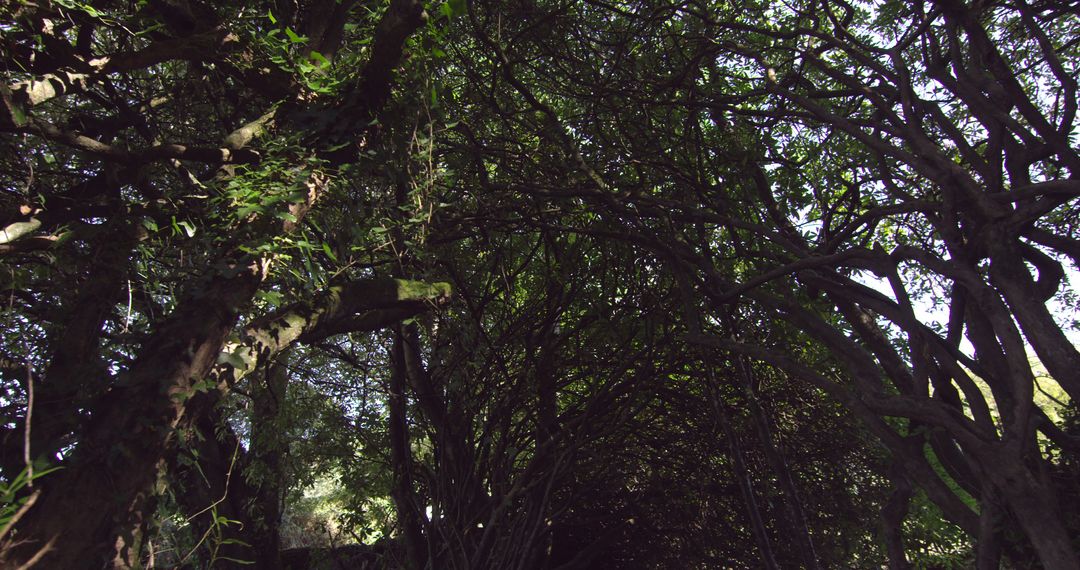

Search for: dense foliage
xmin=1 ymin=0 xmax=1078 ymax=568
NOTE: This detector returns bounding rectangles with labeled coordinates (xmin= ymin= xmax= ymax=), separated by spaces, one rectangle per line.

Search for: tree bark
xmin=30 ymin=223 xmax=134 ymax=464
xmin=173 ymin=401 xmax=261 ymax=568
xmin=975 ymin=483 xmax=1004 ymax=570
xmin=881 ymin=465 xmax=913 ymax=570
xmin=2 ymin=263 xmax=262 ymax=568
xmin=390 ymin=331 xmax=428 ymax=570
xmin=989 ymin=455 xmax=1080 ymax=570
xmin=248 ymin=353 xmax=291 ymax=569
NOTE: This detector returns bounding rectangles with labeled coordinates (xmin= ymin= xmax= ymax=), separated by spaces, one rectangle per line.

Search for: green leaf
xmin=285 ymin=27 xmax=305 ymax=44
xmin=177 ymin=220 xmax=196 ymax=237
xmin=439 ymin=0 xmax=466 ymax=19
xmin=257 ymin=290 xmax=285 ymax=307
xmin=221 ymin=351 xmax=248 ymax=370
xmin=321 ymin=242 xmax=338 ymax=262
xmin=309 ymin=51 xmax=330 ymax=68
xmin=267 ymin=9 xmax=277 ymax=24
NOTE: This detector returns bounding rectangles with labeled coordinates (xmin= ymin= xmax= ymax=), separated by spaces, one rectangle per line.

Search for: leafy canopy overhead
xmin=0 ymin=0 xmax=1079 ymax=569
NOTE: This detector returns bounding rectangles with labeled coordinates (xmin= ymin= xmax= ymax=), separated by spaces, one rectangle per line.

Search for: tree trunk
xmin=2 ymin=265 xmax=261 ymax=569
xmin=31 ymin=224 xmax=134 ymax=463
xmin=172 ymin=398 xmax=262 ymax=568
xmin=248 ymin=353 xmax=291 ymax=569
xmin=881 ymin=465 xmax=913 ymax=570
xmin=735 ymin=354 xmax=820 ymax=570
xmin=976 ymin=483 xmax=1004 ymax=570
xmin=390 ymin=331 xmax=428 ymax=570
xmin=990 ymin=456 xmax=1080 ymax=570
xmin=398 ymin=322 xmax=491 ymax=565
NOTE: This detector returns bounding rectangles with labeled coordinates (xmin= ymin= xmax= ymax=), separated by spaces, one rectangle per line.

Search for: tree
xmin=0 ymin=0 xmax=444 ymax=566
xmin=441 ymin=0 xmax=1080 ymax=567
xmin=1 ymin=0 xmax=1078 ymax=568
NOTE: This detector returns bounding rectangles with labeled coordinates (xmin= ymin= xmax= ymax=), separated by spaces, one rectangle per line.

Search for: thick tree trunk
xmin=990 ymin=456 xmax=1080 ymax=570
xmin=31 ymin=224 xmax=134 ymax=463
xmin=975 ymin=484 xmax=1004 ymax=570
xmin=389 ymin=332 xmax=428 ymax=570
xmin=172 ymin=398 xmax=263 ymax=568
xmin=2 ymin=265 xmax=261 ymax=569
xmin=398 ymin=323 xmax=490 ymax=563
xmin=881 ymin=465 xmax=913 ymax=570
xmin=248 ymin=354 xmax=291 ymax=569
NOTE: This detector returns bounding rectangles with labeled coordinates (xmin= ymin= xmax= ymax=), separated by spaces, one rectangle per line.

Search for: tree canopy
xmin=1 ymin=0 xmax=1078 ymax=568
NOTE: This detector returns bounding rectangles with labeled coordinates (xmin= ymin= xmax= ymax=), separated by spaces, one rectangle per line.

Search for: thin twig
xmin=0 ymin=489 xmax=40 ymax=540
xmin=23 ymin=364 xmax=33 ymax=486
xmin=178 ymin=439 xmax=241 ymax=564
xmin=14 ymin=535 xmax=55 ymax=570
xmin=124 ymin=279 xmax=133 ymax=333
